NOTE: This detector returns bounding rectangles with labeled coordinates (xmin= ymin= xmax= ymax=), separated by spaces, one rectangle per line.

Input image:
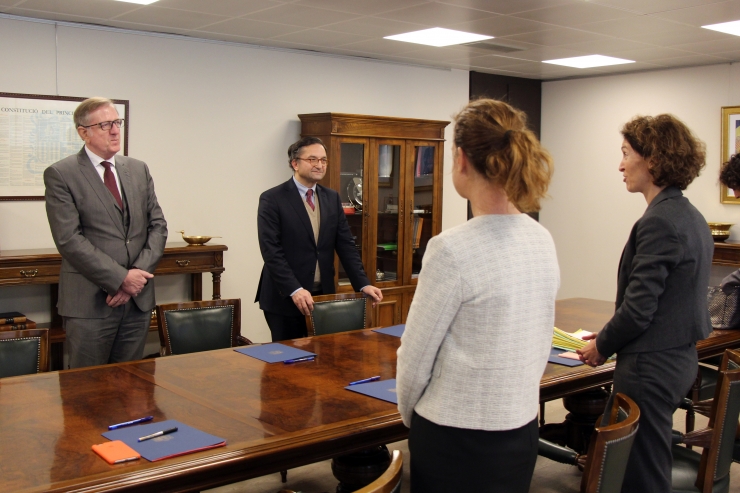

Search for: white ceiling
xmin=3 ymin=0 xmax=740 ymax=79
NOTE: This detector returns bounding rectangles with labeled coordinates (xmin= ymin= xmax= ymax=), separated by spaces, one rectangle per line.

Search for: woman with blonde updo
xmin=396 ymin=99 xmax=560 ymax=492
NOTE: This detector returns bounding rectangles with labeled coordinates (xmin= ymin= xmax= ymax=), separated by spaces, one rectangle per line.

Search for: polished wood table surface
xmin=2 ymin=298 xmax=739 ymax=493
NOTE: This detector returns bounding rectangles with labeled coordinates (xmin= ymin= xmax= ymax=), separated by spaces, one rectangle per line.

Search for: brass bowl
xmin=708 ymin=222 xmax=733 ymax=242
xmin=178 ymin=230 xmax=220 ymax=246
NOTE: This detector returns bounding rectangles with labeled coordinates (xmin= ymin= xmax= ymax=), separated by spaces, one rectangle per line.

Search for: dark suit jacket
xmin=596 ymin=186 xmax=713 ymax=357
xmin=44 ymin=147 xmax=168 ymax=318
xmin=255 ymin=178 xmax=370 ymax=317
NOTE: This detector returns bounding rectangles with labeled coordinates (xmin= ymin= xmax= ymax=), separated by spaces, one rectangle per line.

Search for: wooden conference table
xmin=2 ymin=298 xmax=739 ymax=493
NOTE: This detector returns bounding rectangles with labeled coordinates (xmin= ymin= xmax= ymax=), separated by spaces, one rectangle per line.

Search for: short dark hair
xmin=287 ymin=136 xmax=326 ymax=169
xmin=620 ymin=114 xmax=705 ymax=190
xmin=720 ymin=153 xmax=740 ymax=190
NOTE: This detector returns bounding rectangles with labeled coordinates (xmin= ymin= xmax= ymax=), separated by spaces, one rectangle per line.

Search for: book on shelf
xmin=412 ymin=216 xmax=424 ymax=249
xmin=0 ymin=311 xmax=27 ymax=325
xmin=0 ymin=321 xmax=37 ymax=331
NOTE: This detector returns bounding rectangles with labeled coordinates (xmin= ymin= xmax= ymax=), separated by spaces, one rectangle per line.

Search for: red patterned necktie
xmin=306 ymin=189 xmax=315 ymax=211
xmin=101 ymin=161 xmax=123 ymax=209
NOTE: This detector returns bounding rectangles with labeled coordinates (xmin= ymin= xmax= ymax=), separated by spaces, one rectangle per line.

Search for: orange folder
xmin=92 ymin=440 xmax=141 ymax=465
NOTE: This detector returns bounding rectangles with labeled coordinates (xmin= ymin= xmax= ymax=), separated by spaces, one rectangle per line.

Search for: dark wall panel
xmin=469 ymin=71 xmax=542 ymax=139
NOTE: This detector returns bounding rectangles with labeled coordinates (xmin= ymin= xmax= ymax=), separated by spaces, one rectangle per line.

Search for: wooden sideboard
xmin=713 ymin=241 xmax=740 ymax=267
xmin=0 ymin=243 xmax=227 ymax=369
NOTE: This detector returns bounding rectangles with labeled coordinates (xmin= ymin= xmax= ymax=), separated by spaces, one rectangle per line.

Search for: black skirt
xmin=408 ymin=412 xmax=539 ymax=493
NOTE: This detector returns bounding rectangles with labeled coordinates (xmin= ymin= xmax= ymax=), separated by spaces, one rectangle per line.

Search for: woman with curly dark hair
xmin=578 ymin=114 xmax=713 ymax=492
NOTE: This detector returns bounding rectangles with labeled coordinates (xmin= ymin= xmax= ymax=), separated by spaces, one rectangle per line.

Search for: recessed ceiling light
xmin=114 ymin=0 xmax=159 ymax=5
xmin=543 ymin=55 xmax=635 ymax=69
xmin=702 ymin=20 xmax=740 ymax=36
xmin=384 ymin=28 xmax=493 ymax=47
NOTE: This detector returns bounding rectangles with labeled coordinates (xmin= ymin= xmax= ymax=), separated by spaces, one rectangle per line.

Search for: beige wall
xmin=0 ymin=16 xmax=470 ymax=344
xmin=541 ymin=63 xmax=740 ymax=303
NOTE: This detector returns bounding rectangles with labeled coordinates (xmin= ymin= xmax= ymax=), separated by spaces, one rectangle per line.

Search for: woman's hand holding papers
xmin=576 ymin=333 xmax=607 ymax=367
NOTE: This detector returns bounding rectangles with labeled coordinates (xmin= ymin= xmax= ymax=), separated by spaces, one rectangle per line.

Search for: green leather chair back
xmin=713 ymin=359 xmax=740 ymax=483
xmin=163 ymin=305 xmax=235 ymax=355
xmin=593 ymin=424 xmax=639 ymax=493
xmin=310 ymin=298 xmax=366 ymax=336
xmin=0 ymin=335 xmax=43 ymax=378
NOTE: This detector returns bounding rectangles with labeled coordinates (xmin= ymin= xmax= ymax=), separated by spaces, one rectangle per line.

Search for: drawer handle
xmin=20 ymin=269 xmax=38 ymax=278
xmin=176 ymin=260 xmax=190 ymax=267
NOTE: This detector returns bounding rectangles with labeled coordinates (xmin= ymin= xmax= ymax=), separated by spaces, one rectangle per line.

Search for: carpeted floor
xmin=206 ymin=399 xmax=738 ymax=493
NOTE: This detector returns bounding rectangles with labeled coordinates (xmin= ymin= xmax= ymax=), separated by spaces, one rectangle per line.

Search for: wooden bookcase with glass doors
xmin=299 ymin=113 xmax=449 ymax=326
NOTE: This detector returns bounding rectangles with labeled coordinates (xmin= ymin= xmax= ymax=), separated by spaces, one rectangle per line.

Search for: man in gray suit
xmin=44 ymin=97 xmax=167 ymax=368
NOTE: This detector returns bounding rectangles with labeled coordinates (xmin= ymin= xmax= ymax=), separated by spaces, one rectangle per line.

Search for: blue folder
xmin=102 ymin=419 xmax=225 ymax=462
xmin=346 ymin=378 xmax=398 ymax=404
xmin=372 ymin=325 xmax=405 ymax=338
xmin=548 ymin=347 xmax=585 ymax=367
xmin=234 ymin=343 xmax=316 ymax=363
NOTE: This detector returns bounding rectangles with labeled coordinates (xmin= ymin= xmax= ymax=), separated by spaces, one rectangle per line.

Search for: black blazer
xmin=255 ymin=178 xmax=370 ymax=317
xmin=596 ymin=187 xmax=714 ymax=357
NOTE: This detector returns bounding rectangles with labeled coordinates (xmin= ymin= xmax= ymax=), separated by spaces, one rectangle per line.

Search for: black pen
xmin=349 ymin=376 xmax=381 ymax=386
xmin=138 ymin=427 xmax=178 ymax=442
xmin=284 ymin=356 xmax=315 ymax=364
xmin=108 ymin=416 xmax=153 ymax=430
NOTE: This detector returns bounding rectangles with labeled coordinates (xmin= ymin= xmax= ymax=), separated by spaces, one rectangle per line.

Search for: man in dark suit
xmin=44 ymin=97 xmax=167 ymax=368
xmin=256 ymin=136 xmax=382 ymax=341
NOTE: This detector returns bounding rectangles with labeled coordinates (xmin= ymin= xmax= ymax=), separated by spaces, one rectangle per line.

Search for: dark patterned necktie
xmin=306 ymin=189 xmax=315 ymax=211
xmin=101 ymin=161 xmax=123 ymax=209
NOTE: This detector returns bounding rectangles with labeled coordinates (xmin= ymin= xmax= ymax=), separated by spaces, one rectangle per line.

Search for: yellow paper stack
xmin=552 ymin=327 xmax=592 ymax=352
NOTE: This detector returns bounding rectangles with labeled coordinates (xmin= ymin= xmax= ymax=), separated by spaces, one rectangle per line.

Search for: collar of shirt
xmin=292 ymin=176 xmax=317 ymax=201
xmin=85 ymin=146 xmax=116 ymax=169
xmin=85 ymin=146 xmax=121 ymax=192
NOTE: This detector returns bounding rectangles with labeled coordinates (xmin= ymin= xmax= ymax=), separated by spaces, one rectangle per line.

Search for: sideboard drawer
xmin=0 ymin=264 xmax=61 ymax=283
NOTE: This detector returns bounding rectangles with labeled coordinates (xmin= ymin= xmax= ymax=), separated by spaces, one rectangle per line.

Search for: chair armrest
xmin=236 ymin=335 xmax=252 ymax=346
xmin=538 ymin=439 xmax=578 ymax=465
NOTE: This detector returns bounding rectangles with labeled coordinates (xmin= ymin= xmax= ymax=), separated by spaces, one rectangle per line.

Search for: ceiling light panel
xmin=702 ymin=20 xmax=740 ymax=37
xmin=114 ymin=0 xmax=159 ymax=4
xmin=543 ymin=54 xmax=635 ymax=68
xmin=384 ymin=28 xmax=492 ymax=47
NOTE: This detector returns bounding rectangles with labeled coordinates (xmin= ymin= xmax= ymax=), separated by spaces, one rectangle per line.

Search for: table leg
xmin=191 ymin=273 xmax=203 ymax=301
xmin=212 ymin=272 xmax=221 ymax=300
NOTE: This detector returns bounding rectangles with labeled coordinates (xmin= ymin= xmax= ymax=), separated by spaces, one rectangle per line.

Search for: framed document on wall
xmin=721 ymin=105 xmax=740 ymax=204
xmin=0 ymin=93 xmax=129 ymax=201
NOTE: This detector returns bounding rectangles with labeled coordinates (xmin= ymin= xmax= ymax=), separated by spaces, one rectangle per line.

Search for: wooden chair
xmin=0 ymin=328 xmax=50 ymax=378
xmin=537 ymin=393 xmax=641 ymax=493
xmin=156 ymin=299 xmax=250 ymax=356
xmin=278 ymin=450 xmax=402 ymax=493
xmin=671 ymin=349 xmax=740 ymax=493
xmin=305 ymin=293 xmax=372 ymax=337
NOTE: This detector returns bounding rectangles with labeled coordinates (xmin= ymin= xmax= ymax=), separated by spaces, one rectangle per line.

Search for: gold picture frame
xmin=721 ymin=105 xmax=740 ymax=204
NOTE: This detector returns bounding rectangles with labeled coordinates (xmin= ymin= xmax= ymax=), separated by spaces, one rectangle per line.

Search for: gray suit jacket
xmin=596 ymin=186 xmax=713 ymax=357
xmin=44 ymin=147 xmax=167 ymax=318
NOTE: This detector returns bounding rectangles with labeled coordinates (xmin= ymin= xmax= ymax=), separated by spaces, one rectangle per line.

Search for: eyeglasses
xmin=80 ymin=119 xmax=125 ymax=131
xmin=296 ymin=157 xmax=328 ymax=166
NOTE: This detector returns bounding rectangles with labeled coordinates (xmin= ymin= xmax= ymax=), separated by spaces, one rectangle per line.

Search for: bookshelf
xmin=299 ymin=113 xmax=449 ymax=325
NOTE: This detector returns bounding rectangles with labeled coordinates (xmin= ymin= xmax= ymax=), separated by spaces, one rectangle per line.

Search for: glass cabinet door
xmin=409 ymin=144 xmax=437 ymax=282
xmin=337 ymin=141 xmax=366 ymax=287
xmin=374 ymin=143 xmax=403 ymax=285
